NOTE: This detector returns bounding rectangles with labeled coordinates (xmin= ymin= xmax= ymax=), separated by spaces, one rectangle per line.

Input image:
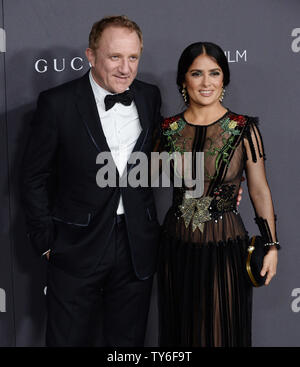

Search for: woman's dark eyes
xmin=191 ymin=71 xmax=221 ymax=77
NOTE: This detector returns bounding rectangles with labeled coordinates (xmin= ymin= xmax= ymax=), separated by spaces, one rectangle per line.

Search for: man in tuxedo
xmin=22 ymin=15 xmax=162 ymax=347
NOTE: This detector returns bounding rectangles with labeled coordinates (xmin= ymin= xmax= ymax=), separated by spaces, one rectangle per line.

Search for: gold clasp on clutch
xmin=247 ymin=245 xmax=255 ymax=253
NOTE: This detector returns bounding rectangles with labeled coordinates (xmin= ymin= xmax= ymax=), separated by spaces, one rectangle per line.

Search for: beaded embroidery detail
xmin=179 ymin=184 xmax=237 ymax=232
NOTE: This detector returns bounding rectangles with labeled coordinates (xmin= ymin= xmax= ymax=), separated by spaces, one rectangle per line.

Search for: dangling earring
xmin=219 ymin=87 xmax=225 ymax=103
xmin=182 ymin=86 xmax=188 ymax=104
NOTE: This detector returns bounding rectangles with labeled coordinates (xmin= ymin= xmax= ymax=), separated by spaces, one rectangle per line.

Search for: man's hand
xmin=44 ymin=250 xmax=51 ymax=260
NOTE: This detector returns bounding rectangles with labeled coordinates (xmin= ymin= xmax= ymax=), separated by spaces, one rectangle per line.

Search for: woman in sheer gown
xmin=156 ymin=42 xmax=279 ymax=347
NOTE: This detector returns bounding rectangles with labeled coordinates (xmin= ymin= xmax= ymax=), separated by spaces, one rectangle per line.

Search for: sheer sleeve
xmin=243 ymin=118 xmax=280 ymax=250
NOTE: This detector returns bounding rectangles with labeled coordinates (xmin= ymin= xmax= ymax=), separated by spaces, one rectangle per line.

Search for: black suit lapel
xmin=75 ymin=72 xmax=111 ymax=154
xmin=126 ymin=81 xmax=150 ymax=173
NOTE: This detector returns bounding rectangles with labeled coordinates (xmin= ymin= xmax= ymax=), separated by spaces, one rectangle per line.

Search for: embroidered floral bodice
xmin=155 ymin=109 xmax=276 ymax=245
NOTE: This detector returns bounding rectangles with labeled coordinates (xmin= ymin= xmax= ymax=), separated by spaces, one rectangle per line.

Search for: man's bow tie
xmin=104 ymin=90 xmax=133 ymax=111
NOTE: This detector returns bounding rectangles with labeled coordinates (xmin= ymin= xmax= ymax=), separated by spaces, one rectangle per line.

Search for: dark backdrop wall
xmin=0 ymin=0 xmax=299 ymax=346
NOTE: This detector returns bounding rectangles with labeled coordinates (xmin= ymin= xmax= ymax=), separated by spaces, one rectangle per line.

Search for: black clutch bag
xmin=245 ymin=236 xmax=267 ymax=287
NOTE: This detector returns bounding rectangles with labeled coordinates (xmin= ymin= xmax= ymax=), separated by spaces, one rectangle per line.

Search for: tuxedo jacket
xmin=22 ymin=71 xmax=162 ymax=279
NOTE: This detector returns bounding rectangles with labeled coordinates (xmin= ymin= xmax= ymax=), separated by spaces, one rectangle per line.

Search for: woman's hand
xmin=237 ymin=186 xmax=243 ymax=206
xmin=261 ymin=247 xmax=278 ymax=285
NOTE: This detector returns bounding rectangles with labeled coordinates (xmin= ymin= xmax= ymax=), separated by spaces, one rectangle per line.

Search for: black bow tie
xmin=104 ymin=90 xmax=133 ymax=111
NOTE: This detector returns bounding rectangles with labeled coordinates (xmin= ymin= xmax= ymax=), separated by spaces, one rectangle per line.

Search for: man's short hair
xmin=88 ymin=15 xmax=143 ymax=50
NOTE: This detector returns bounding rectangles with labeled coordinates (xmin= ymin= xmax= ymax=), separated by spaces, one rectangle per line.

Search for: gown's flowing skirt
xmin=157 ymin=210 xmax=253 ymax=347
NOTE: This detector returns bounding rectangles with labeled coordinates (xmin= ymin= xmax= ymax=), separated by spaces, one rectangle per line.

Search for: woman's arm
xmin=244 ymin=121 xmax=278 ymax=285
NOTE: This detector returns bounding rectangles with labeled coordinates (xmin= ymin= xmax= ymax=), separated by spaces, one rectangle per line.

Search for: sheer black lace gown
xmin=155 ymin=110 xmax=276 ymax=347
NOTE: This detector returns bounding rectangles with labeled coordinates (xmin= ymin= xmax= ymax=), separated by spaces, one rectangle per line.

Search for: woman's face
xmin=184 ymin=53 xmax=224 ymax=108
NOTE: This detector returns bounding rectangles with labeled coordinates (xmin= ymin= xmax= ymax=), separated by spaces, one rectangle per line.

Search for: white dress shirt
xmin=89 ymin=71 xmax=142 ymax=214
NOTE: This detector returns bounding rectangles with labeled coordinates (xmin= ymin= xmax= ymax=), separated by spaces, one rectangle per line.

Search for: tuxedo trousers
xmin=45 ymin=216 xmax=153 ymax=347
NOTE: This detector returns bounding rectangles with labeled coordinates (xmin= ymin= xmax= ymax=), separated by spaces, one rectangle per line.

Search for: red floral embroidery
xmin=162 ymin=115 xmax=180 ymax=130
xmin=230 ymin=114 xmax=246 ymax=127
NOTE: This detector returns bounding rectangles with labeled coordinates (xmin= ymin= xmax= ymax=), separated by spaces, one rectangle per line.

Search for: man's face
xmin=86 ymin=26 xmax=142 ymax=93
